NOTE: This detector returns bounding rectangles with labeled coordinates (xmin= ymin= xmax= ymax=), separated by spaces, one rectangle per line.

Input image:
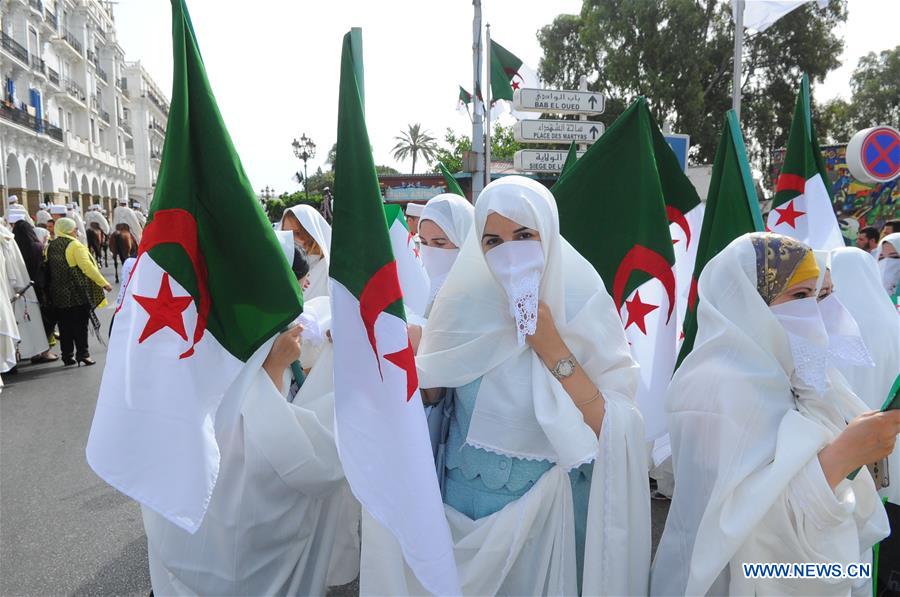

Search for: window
xmin=66 ymin=111 xmax=72 ymax=131
xmin=90 ymin=117 xmax=95 ymax=142
xmin=29 ymin=28 xmax=38 ymax=57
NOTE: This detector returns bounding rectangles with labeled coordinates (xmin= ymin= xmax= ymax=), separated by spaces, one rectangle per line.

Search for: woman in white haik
xmin=830 ymin=246 xmax=900 ymax=505
xmin=360 ymin=176 xmax=650 ymax=596
xmin=878 ymin=232 xmax=900 ymax=302
xmin=418 ymin=193 xmax=474 ymax=316
xmin=280 ymin=205 xmax=332 ymax=300
xmin=651 ymin=232 xmax=896 ymax=596
xmin=141 ymin=235 xmax=354 ymax=596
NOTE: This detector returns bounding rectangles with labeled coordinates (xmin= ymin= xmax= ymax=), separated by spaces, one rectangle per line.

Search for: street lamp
xmin=292 ymin=133 xmax=317 ymax=201
xmin=259 ymin=185 xmax=274 ymax=203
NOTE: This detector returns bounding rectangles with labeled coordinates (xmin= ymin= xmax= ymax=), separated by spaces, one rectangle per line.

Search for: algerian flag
xmin=489 ymin=39 xmax=541 ymax=120
xmin=678 ymin=110 xmax=765 ymax=368
xmin=330 ymin=28 xmax=459 ymax=596
xmin=439 ymin=162 xmax=466 ymax=197
xmin=554 ymin=98 xmax=677 ymax=443
xmin=384 ymin=203 xmax=429 ymax=318
xmin=86 ymin=0 xmax=303 ymax=533
xmin=458 ymin=85 xmax=472 ymax=107
xmin=766 ymin=74 xmax=844 ymax=250
xmin=650 ymin=125 xmax=705 ymax=345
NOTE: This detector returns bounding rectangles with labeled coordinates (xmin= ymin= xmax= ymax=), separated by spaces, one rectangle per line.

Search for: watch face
xmin=557 ymin=359 xmax=575 ymax=377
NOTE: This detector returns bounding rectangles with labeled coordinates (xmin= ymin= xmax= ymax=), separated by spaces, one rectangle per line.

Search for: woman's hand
xmin=819 ymin=410 xmax=900 ymax=489
xmin=103 ymin=284 xmax=112 ymax=292
xmin=263 ymin=325 xmax=303 ymax=392
xmin=526 ymin=301 xmax=567 ymax=362
xmin=408 ymin=324 xmax=423 ymax=355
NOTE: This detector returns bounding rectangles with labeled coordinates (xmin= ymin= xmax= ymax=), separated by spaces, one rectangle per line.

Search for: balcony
xmin=99 ymin=109 xmax=110 ymax=124
xmin=0 ymin=102 xmax=63 ymax=143
xmin=29 ymin=0 xmax=43 ymax=13
xmin=47 ymin=67 xmax=59 ymax=86
xmin=30 ymin=55 xmax=46 ymax=77
xmin=1 ymin=32 xmax=29 ymax=65
xmin=149 ymin=120 xmax=165 ymax=136
xmin=61 ymin=28 xmax=83 ymax=55
xmin=44 ymin=9 xmax=58 ymax=30
xmin=120 ymin=120 xmax=132 ymax=136
xmin=144 ymin=90 xmax=169 ymax=116
xmin=62 ymin=78 xmax=86 ymax=104
xmin=96 ymin=66 xmax=108 ymax=84
xmin=65 ymin=131 xmax=90 ymax=155
xmin=91 ymin=94 xmax=100 ymax=111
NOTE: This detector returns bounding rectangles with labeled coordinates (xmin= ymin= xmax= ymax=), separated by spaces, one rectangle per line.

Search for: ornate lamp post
xmin=291 ymin=133 xmax=317 ymax=201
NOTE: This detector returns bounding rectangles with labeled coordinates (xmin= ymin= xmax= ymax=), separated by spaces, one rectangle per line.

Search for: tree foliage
xmin=392 ymin=123 xmax=440 ymax=174
xmin=537 ymin=0 xmax=847 ymax=178
xmin=849 ymin=46 xmax=900 ymax=131
xmin=431 ymin=124 xmax=523 ymax=173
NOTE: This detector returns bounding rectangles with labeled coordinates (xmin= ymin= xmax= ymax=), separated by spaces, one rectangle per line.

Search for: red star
xmin=773 ymin=200 xmax=806 ymax=229
xmin=511 ymin=80 xmax=520 ymax=90
xmin=624 ymin=290 xmax=658 ymax=335
xmin=407 ymin=232 xmax=420 ymax=258
xmin=133 ymin=273 xmax=194 ymax=344
xmin=384 ymin=339 xmax=418 ymax=402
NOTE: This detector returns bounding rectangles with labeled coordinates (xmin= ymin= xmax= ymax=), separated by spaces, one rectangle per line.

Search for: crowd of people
xmin=127 ymin=176 xmax=900 ymax=596
xmin=0 ymin=195 xmax=147 ymax=385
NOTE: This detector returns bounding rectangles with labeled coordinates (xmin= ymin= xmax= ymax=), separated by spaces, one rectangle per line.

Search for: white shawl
xmin=0 ymin=228 xmax=48 ymax=359
xmin=113 ymin=206 xmax=143 ymax=244
xmin=651 ymin=234 xmax=889 ymax=596
xmin=420 ymin=193 xmax=474 ymax=313
xmin=281 ymin=205 xmax=332 ymax=300
xmin=364 ymin=176 xmax=650 ymax=596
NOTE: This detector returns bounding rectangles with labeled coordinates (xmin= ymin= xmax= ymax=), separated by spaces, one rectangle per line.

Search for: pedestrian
xmin=364 ymin=177 xmax=650 ymax=595
xmin=112 ymin=198 xmax=143 ymax=244
xmin=280 ymin=205 xmax=331 ymax=300
xmin=882 ymin=219 xmax=900 ymax=237
xmin=652 ymin=232 xmax=894 ymax=596
xmin=857 ymin=225 xmax=880 ymax=256
xmin=405 ymin=201 xmax=424 ymax=237
xmin=46 ymin=217 xmax=111 ymax=367
xmin=878 ymin=232 xmax=900 ymax=300
xmin=418 ymin=193 xmax=474 ymax=315
xmin=9 ymin=217 xmax=57 ymax=363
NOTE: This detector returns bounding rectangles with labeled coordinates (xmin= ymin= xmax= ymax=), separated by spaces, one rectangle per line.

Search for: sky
xmin=111 ymin=0 xmax=899 ymax=193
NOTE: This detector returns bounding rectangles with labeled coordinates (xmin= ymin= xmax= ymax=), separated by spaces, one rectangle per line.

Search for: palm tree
xmin=392 ymin=123 xmax=439 ymax=174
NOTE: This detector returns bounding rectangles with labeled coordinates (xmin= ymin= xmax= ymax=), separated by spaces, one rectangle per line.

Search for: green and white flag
xmin=766 ymin=74 xmax=844 ymax=250
xmin=678 ymin=110 xmax=765 ymax=367
xmin=554 ymin=98 xmax=677 ymax=443
xmin=384 ymin=203 xmax=429 ymax=318
xmin=439 ymin=162 xmax=466 ymax=198
xmin=330 ymin=29 xmax=459 ymax=596
xmin=86 ymin=0 xmax=302 ymax=533
xmin=489 ymin=39 xmax=541 ymax=120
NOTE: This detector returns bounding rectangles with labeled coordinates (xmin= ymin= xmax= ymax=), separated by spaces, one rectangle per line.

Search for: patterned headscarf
xmin=749 ymin=232 xmax=813 ymax=305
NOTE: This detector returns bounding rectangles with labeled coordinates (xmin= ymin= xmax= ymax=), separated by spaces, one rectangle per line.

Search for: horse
xmin=85 ymin=224 xmax=108 ymax=268
xmin=108 ymin=224 xmax=137 ymax=283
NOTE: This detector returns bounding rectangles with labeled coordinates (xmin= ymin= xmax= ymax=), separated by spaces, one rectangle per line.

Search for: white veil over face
xmin=418 ymin=175 xmax=638 ymax=467
xmin=419 ymin=193 xmax=474 ymax=249
xmin=281 ymin=205 xmax=332 ymax=299
xmin=652 ymin=234 xmax=887 ymax=596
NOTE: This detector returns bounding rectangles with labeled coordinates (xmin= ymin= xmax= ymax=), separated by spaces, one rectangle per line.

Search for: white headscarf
xmin=419 ymin=194 xmax=474 ymax=310
xmin=280 ymin=205 xmax=331 ymax=300
xmin=418 ymin=176 xmax=638 ymax=467
xmin=652 ymin=234 xmax=886 ymax=596
xmin=879 ymin=232 xmax=900 ymax=296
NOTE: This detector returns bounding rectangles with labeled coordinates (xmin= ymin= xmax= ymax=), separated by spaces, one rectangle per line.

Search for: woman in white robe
xmin=281 ymin=205 xmax=332 ymax=301
xmin=361 ymin=176 xmax=650 ymax=596
xmin=418 ymin=193 xmax=474 ymax=316
xmin=651 ymin=232 xmax=896 ymax=596
xmin=0 ymin=218 xmax=50 ymax=360
xmin=0 ymin=238 xmax=20 ymax=372
xmin=878 ymin=232 xmax=900 ymax=305
xmin=830 ymin=246 xmax=900 ymax=504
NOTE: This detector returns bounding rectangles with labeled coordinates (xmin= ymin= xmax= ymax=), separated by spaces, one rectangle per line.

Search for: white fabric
xmin=387 ymin=214 xmax=430 ymax=318
xmin=404 ymin=202 xmax=424 ymax=218
xmin=766 ymin=173 xmax=845 ymax=250
xmin=7 ymin=195 xmax=18 ymax=205
xmin=35 ymin=210 xmax=50 ymax=226
xmin=420 ymin=194 xmax=474 ymax=249
xmin=420 ymin=246 xmax=458 ymax=308
xmin=33 ymin=226 xmax=48 ymax=248
xmin=69 ymin=210 xmax=87 ymax=243
xmin=483 ymin=239 xmax=543 ymax=346
xmin=49 ymin=205 xmax=67 ymax=215
xmin=819 ymin=293 xmax=875 ymax=369
xmin=297 ymin=296 xmax=331 ymax=371
xmin=143 ymin=359 xmax=352 ymax=596
xmin=741 ymin=0 xmax=820 ymax=33
xmin=0 ymin=238 xmax=20 ymax=372
xmin=831 ymin=246 xmax=900 ymax=504
xmin=112 ymin=205 xmax=143 ymax=244
xmin=651 ymin=234 xmax=889 ymax=596
xmin=406 ymin=176 xmax=650 ymax=595
xmin=0 ymin=227 xmax=48 ymax=359
xmin=879 ymin=232 xmax=900 ymax=296
xmin=770 ymin=297 xmax=831 ymax=395
xmin=6 ymin=212 xmax=25 ymax=224
xmin=85 ymin=210 xmax=111 ymax=236
xmin=281 ymin=205 xmax=331 ymax=300
xmin=114 ymin=258 xmax=136 ymax=309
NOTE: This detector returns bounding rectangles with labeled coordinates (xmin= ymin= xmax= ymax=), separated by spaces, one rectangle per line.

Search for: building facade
xmin=122 ymin=60 xmax=167 ymax=209
xmin=0 ymin=0 xmax=165 ymax=218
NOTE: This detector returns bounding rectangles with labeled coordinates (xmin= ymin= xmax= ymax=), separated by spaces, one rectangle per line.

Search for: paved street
xmin=0 ymin=263 xmax=669 ymax=596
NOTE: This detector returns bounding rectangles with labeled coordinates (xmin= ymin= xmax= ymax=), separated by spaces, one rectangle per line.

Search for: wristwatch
xmin=550 ymin=355 xmax=578 ymax=380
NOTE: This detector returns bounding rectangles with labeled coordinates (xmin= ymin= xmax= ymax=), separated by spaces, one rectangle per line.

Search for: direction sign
xmin=514 ymin=149 xmax=586 ymax=173
xmin=847 ymin=126 xmax=900 ymax=184
xmin=514 ymin=120 xmax=605 ymax=144
xmin=513 ymin=88 xmax=605 ymax=115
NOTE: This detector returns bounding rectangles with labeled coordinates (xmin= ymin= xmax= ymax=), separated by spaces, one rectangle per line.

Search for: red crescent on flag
xmin=612 ymin=245 xmax=676 ymax=324
xmin=666 ymin=206 xmax=691 ymax=248
xmin=359 ymin=260 xmax=404 ymax=378
xmin=130 ymin=208 xmax=211 ymax=359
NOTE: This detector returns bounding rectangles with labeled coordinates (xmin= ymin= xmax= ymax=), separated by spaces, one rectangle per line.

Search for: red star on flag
xmin=133 ymin=272 xmax=194 ymax=344
xmin=624 ymin=290 xmax=658 ymax=335
xmin=773 ymin=199 xmax=806 ymax=229
xmin=407 ymin=232 xmax=420 ymax=258
xmin=384 ymin=339 xmax=418 ymax=402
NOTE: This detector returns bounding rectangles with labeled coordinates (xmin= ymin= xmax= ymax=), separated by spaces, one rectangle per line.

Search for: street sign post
xmin=513 ymin=119 xmax=605 ymax=144
xmin=513 ymin=88 xmax=605 ymax=115
xmin=663 ymin=133 xmax=690 ymax=173
xmin=513 ymin=149 xmax=586 ymax=173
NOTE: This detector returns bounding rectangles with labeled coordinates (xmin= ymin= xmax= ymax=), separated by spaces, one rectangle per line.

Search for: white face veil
xmin=419 ymin=194 xmax=475 ymax=309
xmin=417 ymin=176 xmax=638 ymax=468
xmin=879 ymin=232 xmax=900 ymax=296
xmin=652 ymin=234 xmax=880 ymax=596
xmin=281 ymin=205 xmax=332 ymax=299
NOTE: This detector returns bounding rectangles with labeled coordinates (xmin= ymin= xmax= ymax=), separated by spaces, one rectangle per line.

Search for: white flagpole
xmin=484 ymin=23 xmax=492 ymax=189
xmin=471 ymin=0 xmax=485 ymax=200
xmin=732 ymin=0 xmax=744 ymax=119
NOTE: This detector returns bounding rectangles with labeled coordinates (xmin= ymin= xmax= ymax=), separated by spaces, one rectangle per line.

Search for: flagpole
xmin=732 ymin=0 xmax=744 ymax=120
xmin=484 ymin=23 xmax=492 ymax=189
xmin=471 ymin=0 xmax=485 ymax=200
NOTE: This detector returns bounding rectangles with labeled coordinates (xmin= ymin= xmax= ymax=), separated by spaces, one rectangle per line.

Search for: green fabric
xmin=555 ymin=142 xmax=579 ymax=185
xmin=772 ymin=74 xmax=832 ymax=210
xmin=149 ymin=0 xmax=302 ymax=361
xmin=331 ymin=29 xmax=404 ymax=321
xmin=383 ymin=204 xmax=409 ymax=230
xmin=489 ymin=40 xmax=523 ymax=102
xmin=458 ymin=86 xmax=472 ymax=105
xmin=553 ymin=97 xmax=676 ymax=301
xmin=439 ymin=162 xmax=466 ymax=198
xmin=650 ymin=124 xmax=701 ymax=215
xmin=676 ymin=111 xmax=764 ymax=367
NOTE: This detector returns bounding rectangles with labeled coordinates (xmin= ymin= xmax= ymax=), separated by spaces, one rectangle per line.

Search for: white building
xmin=0 ymin=0 xmax=164 ymax=218
xmin=122 ymin=60 xmax=167 ymax=208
